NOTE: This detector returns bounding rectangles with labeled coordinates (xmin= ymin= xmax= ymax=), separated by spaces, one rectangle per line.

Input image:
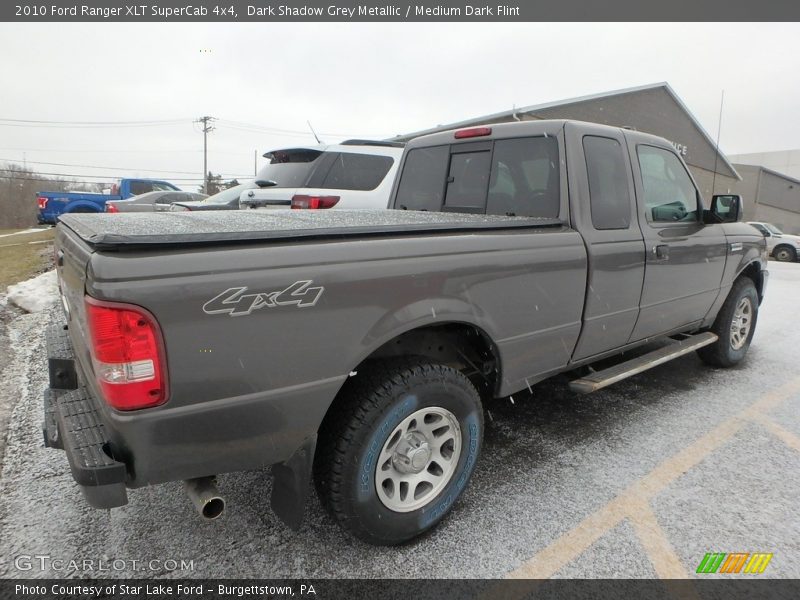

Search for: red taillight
xmin=454 ymin=126 xmax=492 ymax=139
xmin=37 ymin=196 xmax=49 ymax=210
xmin=106 ymin=203 xmax=119 ymax=213
xmin=85 ymin=297 xmax=167 ymax=411
xmin=291 ymin=195 xmax=340 ymax=209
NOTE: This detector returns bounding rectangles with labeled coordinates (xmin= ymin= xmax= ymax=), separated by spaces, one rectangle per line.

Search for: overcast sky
xmin=0 ymin=22 xmax=798 ymax=190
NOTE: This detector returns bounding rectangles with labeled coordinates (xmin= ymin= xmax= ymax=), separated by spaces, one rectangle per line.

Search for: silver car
xmin=106 ymin=191 xmax=207 ymax=213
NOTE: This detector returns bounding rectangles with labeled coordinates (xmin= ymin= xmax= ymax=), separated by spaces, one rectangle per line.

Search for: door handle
xmin=653 ymin=244 xmax=669 ymax=259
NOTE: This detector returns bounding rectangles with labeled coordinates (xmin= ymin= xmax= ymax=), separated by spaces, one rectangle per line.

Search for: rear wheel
xmin=773 ymin=246 xmax=797 ymax=262
xmin=314 ymin=358 xmax=483 ymax=545
xmin=697 ymin=277 xmax=759 ymax=367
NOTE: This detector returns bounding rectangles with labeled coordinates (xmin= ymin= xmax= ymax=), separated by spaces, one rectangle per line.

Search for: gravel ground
xmin=0 ymin=263 xmax=798 ymax=579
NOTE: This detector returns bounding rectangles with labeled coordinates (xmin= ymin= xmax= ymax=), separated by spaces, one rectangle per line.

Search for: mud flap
xmin=270 ymin=434 xmax=317 ymax=530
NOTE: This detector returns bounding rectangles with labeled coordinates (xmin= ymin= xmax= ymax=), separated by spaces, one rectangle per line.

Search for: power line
xmin=0 ymin=117 xmax=190 ymax=129
xmin=0 ymin=117 xmax=189 ymax=124
xmin=0 ymin=147 xmax=248 ymax=156
xmin=0 ymin=116 xmax=391 ymax=138
xmin=0 ymin=157 xmax=209 ymax=176
xmin=0 ymin=168 xmax=250 ymax=182
xmin=216 ymin=119 xmax=391 ymax=139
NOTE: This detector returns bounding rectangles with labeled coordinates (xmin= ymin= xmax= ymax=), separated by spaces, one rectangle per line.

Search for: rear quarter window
xmin=583 ymin=136 xmax=632 ymax=230
xmin=320 ymin=153 xmax=394 ymax=191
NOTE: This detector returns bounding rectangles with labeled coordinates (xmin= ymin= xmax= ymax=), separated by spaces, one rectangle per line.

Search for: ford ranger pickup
xmin=43 ymin=120 xmax=768 ymax=545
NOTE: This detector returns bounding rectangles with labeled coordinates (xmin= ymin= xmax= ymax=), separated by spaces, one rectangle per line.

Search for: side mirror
xmin=709 ymin=194 xmax=742 ymax=223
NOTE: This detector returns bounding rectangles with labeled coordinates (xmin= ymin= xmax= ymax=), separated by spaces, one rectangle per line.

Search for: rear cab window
xmin=395 ymin=135 xmax=561 ymax=218
xmin=395 ymin=146 xmax=449 ymax=211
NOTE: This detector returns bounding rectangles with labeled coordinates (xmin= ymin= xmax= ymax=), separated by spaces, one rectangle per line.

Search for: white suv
xmin=239 ymin=140 xmax=403 ymax=211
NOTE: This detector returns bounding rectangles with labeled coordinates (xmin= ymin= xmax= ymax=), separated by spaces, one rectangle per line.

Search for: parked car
xmin=239 ymin=140 xmax=404 ymax=211
xmin=170 ymin=181 xmax=258 ymax=212
xmin=747 ymin=221 xmax=800 ymax=262
xmin=106 ymin=190 xmax=207 ymax=213
xmin=37 ymin=178 xmax=181 ymax=224
xmin=44 ymin=120 xmax=766 ymax=545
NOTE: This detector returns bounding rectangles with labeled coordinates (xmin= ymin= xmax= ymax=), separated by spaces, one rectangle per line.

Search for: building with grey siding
xmin=730 ymin=149 xmax=800 ymax=181
xmin=729 ymin=164 xmax=800 ymax=234
xmin=395 ymin=82 xmax=741 ymax=203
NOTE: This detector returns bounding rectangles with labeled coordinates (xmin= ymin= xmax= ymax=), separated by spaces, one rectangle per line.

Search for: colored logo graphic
xmin=696 ymin=552 xmax=773 ymax=574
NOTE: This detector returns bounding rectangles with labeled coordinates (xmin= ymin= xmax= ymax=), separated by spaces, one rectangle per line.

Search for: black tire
xmin=697 ymin=277 xmax=759 ymax=368
xmin=314 ymin=358 xmax=483 ymax=545
xmin=773 ymin=246 xmax=797 ymax=262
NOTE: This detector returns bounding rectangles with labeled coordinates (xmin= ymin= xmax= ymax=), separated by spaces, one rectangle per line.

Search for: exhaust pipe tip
xmin=200 ymin=496 xmax=225 ymax=520
xmin=184 ymin=477 xmax=225 ymax=520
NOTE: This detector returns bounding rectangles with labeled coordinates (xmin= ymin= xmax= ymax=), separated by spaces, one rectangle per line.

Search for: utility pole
xmin=196 ymin=115 xmax=215 ymax=193
xmin=254 ymin=149 xmax=257 ymax=176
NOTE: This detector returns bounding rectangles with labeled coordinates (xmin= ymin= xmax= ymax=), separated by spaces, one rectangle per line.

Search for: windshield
xmin=255 ymin=148 xmax=323 ymax=187
xmin=765 ymin=223 xmax=784 ymax=235
xmin=201 ymin=182 xmax=255 ymax=205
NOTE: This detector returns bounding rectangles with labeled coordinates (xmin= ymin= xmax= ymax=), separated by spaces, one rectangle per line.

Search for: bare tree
xmin=0 ymin=162 xmax=102 ymax=229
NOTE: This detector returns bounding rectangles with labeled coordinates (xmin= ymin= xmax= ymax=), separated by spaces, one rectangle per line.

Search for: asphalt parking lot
xmin=0 ymin=262 xmax=798 ymax=579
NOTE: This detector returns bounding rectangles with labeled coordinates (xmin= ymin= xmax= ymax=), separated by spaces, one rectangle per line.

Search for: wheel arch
xmin=736 ymin=259 xmax=766 ymax=303
xmin=316 ymin=319 xmax=501 ymax=441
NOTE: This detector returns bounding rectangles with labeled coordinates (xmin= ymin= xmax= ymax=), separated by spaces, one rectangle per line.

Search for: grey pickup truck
xmin=44 ymin=120 xmax=767 ymax=545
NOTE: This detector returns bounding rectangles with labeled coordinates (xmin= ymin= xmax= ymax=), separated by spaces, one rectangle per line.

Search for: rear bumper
xmin=43 ymin=324 xmax=128 ymax=509
xmin=43 ymin=318 xmax=340 ymax=522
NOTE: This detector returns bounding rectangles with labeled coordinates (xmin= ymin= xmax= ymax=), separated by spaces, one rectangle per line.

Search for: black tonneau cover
xmin=58 ymin=210 xmax=563 ymax=250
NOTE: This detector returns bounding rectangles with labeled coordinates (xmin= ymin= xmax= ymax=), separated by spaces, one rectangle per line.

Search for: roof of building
xmin=395 ymin=82 xmax=740 ymax=180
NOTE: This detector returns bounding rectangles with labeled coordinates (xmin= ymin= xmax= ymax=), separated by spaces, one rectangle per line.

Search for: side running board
xmin=569 ymin=332 xmax=719 ymax=394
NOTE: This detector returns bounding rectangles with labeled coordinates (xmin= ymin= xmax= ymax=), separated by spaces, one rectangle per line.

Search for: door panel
xmin=565 ymin=123 xmax=646 ymax=361
xmin=625 ymin=136 xmax=726 ymax=341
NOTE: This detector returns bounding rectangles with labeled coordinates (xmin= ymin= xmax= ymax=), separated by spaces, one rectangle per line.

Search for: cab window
xmin=130 ymin=181 xmax=155 ymax=195
xmin=637 ymin=145 xmax=700 ymax=223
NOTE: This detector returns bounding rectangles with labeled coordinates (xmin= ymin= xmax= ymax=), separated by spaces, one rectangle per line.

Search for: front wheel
xmin=314 ymin=358 xmax=483 ymax=545
xmin=697 ymin=277 xmax=759 ymax=367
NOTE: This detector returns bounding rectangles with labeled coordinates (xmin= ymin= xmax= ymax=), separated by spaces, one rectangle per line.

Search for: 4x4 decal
xmin=203 ymin=281 xmax=324 ymax=317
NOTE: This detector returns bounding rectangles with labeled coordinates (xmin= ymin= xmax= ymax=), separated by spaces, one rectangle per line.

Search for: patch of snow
xmin=0 ymin=227 xmax=48 ymax=239
xmin=6 ymin=270 xmax=58 ymax=313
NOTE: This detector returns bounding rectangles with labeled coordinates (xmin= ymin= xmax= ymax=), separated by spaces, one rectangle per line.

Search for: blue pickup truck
xmin=37 ymin=178 xmax=181 ymax=224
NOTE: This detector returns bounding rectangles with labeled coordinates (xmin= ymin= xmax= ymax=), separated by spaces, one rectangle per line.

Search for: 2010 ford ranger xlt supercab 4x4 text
xmin=44 ymin=120 xmax=767 ymax=545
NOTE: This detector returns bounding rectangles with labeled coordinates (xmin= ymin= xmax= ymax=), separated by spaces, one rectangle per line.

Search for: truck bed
xmin=58 ymin=210 xmax=563 ymax=249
